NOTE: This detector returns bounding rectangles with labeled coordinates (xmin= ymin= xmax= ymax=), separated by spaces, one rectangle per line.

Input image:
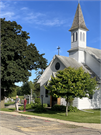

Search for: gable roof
xmin=69 ymin=3 xmax=88 ymax=31
xmin=56 ymin=55 xmax=84 ymax=68
xmin=37 ymin=55 xmax=90 ymax=84
xmin=68 ymin=46 xmax=101 ymax=63
xmin=86 ymin=47 xmax=101 ymax=63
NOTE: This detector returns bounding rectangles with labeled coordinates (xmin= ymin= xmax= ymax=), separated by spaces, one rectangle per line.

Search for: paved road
xmin=0 ymin=112 xmax=101 ymax=135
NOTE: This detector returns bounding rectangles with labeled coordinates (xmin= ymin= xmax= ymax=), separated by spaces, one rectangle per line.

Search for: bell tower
xmin=68 ymin=3 xmax=89 ymax=63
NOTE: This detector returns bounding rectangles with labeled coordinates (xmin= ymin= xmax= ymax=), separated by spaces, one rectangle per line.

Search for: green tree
xmin=16 ymin=86 xmax=22 ymax=96
xmin=33 ymin=70 xmax=44 ymax=97
xmin=8 ymin=87 xmax=17 ymax=97
xmin=1 ymin=18 xmax=47 ymax=107
xmin=45 ymin=67 xmax=97 ymax=116
xmin=21 ymin=81 xmax=34 ymax=95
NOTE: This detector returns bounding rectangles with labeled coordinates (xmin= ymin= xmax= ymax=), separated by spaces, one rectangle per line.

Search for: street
xmin=0 ymin=112 xmax=101 ymax=135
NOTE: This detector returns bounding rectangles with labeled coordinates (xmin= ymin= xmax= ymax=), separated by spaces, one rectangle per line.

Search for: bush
xmin=33 ymin=93 xmax=37 ymax=99
xmin=43 ymin=103 xmax=48 ymax=108
xmin=68 ymin=106 xmax=78 ymax=112
xmin=34 ymin=106 xmax=47 ymax=113
xmin=19 ymin=103 xmax=48 ymax=111
xmin=19 ymin=105 xmax=24 ymax=110
xmin=35 ymin=98 xmax=41 ymax=104
xmin=51 ymin=105 xmax=78 ymax=112
xmin=51 ymin=105 xmax=66 ymax=112
xmin=19 ymin=103 xmax=33 ymax=110
xmin=33 ymin=103 xmax=41 ymax=108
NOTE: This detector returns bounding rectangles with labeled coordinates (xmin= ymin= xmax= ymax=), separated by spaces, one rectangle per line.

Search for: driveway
xmin=0 ymin=111 xmax=101 ymax=135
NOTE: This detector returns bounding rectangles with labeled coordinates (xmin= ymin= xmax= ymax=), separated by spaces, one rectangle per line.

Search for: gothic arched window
xmin=45 ymin=82 xmax=48 ymax=97
xmin=71 ymin=34 xmax=73 ymax=42
xmin=83 ymin=33 xmax=85 ymax=42
xmin=80 ymin=32 xmax=82 ymax=41
xmin=73 ymin=33 xmax=74 ymax=42
xmin=76 ymin=32 xmax=78 ymax=41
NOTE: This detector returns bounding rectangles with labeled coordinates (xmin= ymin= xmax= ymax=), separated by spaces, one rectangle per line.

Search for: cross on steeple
xmin=78 ymin=0 xmax=80 ymax=3
xmin=57 ymin=46 xmax=60 ymax=55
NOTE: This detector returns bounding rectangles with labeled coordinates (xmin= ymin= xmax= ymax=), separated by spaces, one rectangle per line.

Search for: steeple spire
xmin=69 ymin=3 xmax=89 ymax=31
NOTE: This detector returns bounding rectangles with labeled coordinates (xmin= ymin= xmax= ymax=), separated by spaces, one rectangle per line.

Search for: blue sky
xmin=0 ymin=0 xmax=100 ymax=86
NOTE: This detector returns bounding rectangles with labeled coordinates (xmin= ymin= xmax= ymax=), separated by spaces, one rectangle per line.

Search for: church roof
xmin=82 ymin=63 xmax=101 ymax=83
xmin=37 ymin=55 xmax=90 ymax=84
xmin=69 ymin=3 xmax=89 ymax=31
xmin=56 ymin=55 xmax=83 ymax=69
xmin=86 ymin=47 xmax=101 ymax=63
xmin=68 ymin=46 xmax=101 ymax=63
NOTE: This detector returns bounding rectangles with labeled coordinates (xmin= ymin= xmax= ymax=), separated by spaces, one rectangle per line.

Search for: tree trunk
xmin=0 ymin=89 xmax=5 ymax=108
xmin=66 ymin=97 xmax=68 ymax=116
xmin=0 ymin=99 xmax=5 ymax=108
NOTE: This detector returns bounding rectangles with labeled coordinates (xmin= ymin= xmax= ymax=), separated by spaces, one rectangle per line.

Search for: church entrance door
xmin=50 ymin=96 xmax=61 ymax=107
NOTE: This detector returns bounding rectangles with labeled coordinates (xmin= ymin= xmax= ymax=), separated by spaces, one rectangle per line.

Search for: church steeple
xmin=69 ymin=3 xmax=89 ymax=31
xmin=68 ymin=3 xmax=89 ymax=63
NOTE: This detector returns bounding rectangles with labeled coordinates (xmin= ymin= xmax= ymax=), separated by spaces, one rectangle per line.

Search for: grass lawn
xmin=19 ymin=109 xmax=100 ymax=124
xmin=5 ymin=102 xmax=15 ymax=106
xmin=0 ymin=107 xmax=100 ymax=124
xmin=0 ymin=108 xmax=16 ymax=112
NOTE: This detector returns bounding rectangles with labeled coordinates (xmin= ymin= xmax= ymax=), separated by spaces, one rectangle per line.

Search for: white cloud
xmin=43 ymin=19 xmax=66 ymax=26
xmin=21 ymin=7 xmax=28 ymax=10
xmin=0 ymin=1 xmax=15 ymax=20
xmin=1 ymin=12 xmax=15 ymax=20
xmin=0 ymin=1 xmax=71 ymax=29
xmin=23 ymin=12 xmax=70 ymax=27
xmin=0 ymin=1 xmax=5 ymax=9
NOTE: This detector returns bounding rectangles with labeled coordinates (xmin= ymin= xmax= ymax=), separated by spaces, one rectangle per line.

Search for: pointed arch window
xmin=73 ymin=33 xmax=74 ymax=42
xmin=76 ymin=32 xmax=78 ymax=41
xmin=83 ymin=33 xmax=85 ymax=42
xmin=45 ymin=82 xmax=48 ymax=97
xmin=80 ymin=32 xmax=82 ymax=41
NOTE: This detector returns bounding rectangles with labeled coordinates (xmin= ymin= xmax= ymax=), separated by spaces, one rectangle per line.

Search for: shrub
xmin=34 ymin=106 xmax=47 ymax=113
xmin=33 ymin=93 xmax=37 ymax=99
xmin=51 ymin=105 xmax=66 ymax=112
xmin=33 ymin=103 xmax=41 ymax=108
xmin=19 ymin=103 xmax=48 ymax=111
xmin=51 ymin=105 xmax=78 ymax=112
xmin=19 ymin=103 xmax=33 ymax=110
xmin=19 ymin=105 xmax=24 ymax=110
xmin=35 ymin=98 xmax=41 ymax=104
xmin=68 ymin=106 xmax=78 ymax=112
xmin=43 ymin=103 xmax=48 ymax=108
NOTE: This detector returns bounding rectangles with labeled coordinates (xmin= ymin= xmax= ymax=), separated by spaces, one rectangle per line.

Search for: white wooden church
xmin=37 ymin=3 xmax=101 ymax=109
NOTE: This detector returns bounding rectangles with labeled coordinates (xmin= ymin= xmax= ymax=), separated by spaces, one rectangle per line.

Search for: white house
xmin=37 ymin=3 xmax=101 ymax=109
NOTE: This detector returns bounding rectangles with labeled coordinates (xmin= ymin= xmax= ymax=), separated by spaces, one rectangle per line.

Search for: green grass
xmin=5 ymin=102 xmax=15 ymax=106
xmin=19 ymin=109 xmax=100 ymax=123
xmin=0 ymin=108 xmax=16 ymax=112
xmin=0 ymin=107 xmax=100 ymax=123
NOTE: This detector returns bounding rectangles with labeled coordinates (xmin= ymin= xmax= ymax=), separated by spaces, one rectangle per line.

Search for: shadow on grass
xmin=24 ymin=109 xmax=66 ymax=115
xmin=9 ymin=108 xmax=15 ymax=111
xmin=5 ymin=103 xmax=15 ymax=106
xmin=0 ymin=108 xmax=16 ymax=112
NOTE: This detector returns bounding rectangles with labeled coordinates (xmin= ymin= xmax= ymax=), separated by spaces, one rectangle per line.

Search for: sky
xmin=0 ymin=0 xmax=101 ymax=87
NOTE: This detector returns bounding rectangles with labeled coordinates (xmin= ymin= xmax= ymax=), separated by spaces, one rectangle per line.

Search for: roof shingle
xmin=69 ymin=3 xmax=89 ymax=31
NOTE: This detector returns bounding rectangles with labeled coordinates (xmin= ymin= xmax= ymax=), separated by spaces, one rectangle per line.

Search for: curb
xmin=0 ymin=111 xmax=101 ymax=130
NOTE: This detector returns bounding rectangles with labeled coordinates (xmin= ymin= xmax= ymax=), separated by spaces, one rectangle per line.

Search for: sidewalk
xmin=0 ymin=111 xmax=101 ymax=130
